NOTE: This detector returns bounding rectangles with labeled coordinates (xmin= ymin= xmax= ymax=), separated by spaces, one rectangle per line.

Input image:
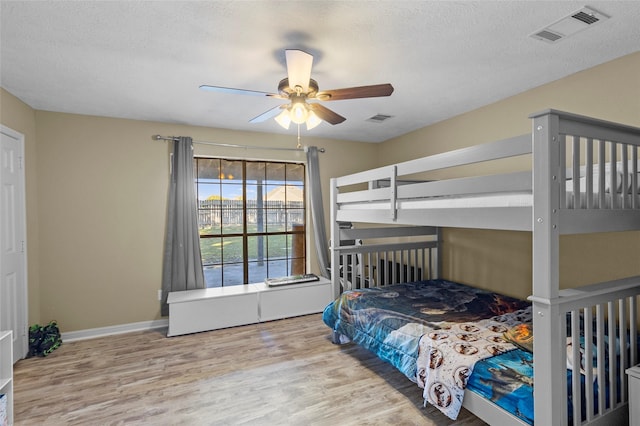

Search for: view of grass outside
xmin=195 ymin=158 xmax=305 ymax=287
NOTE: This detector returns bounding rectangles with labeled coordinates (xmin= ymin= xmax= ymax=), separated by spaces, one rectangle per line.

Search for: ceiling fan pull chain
xmin=297 ymin=124 xmax=302 ymax=148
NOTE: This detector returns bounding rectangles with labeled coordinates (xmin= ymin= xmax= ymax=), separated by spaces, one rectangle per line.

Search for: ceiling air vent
xmin=530 ymin=6 xmax=609 ymax=44
xmin=366 ymin=114 xmax=393 ymax=123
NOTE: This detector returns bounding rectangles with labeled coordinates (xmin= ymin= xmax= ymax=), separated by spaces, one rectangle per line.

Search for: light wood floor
xmin=13 ymin=314 xmax=487 ymax=425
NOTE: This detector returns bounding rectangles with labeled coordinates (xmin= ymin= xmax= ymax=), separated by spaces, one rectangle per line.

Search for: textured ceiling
xmin=1 ymin=1 xmax=639 ymax=143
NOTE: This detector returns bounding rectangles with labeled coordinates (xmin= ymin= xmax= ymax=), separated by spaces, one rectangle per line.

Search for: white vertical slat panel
xmin=351 ymin=251 xmax=358 ymax=289
xmin=572 ymin=136 xmax=581 ymax=210
xmin=571 ymin=310 xmax=581 ymax=425
xmin=391 ymin=251 xmax=397 ymax=284
xmin=632 ymin=146 xmax=639 ymax=208
xmin=399 ymin=250 xmax=405 ymax=283
xmin=382 ymin=251 xmax=387 ymax=286
xmin=366 ymin=252 xmax=372 ymax=288
xmin=608 ymin=301 xmax=617 ymax=410
xmin=610 ymin=143 xmax=618 ymax=209
xmin=631 ymin=295 xmax=638 ymax=367
xmin=422 ymin=249 xmax=430 ymax=280
xmin=560 ymin=134 xmax=567 ymax=209
xmin=596 ymin=303 xmax=606 ymax=416
xmin=621 ymin=144 xmax=629 ymax=209
xmin=583 ymin=307 xmax=595 ymax=422
xmin=586 ymin=138 xmax=594 ymax=209
xmin=619 ymin=298 xmax=627 ymax=402
xmin=598 ymin=140 xmax=606 ymax=209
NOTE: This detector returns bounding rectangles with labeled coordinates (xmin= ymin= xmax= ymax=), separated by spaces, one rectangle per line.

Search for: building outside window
xmin=194 ymin=158 xmax=306 ymax=287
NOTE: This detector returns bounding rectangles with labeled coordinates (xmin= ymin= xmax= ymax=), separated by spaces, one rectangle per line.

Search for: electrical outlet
xmin=157 ymin=289 xmax=162 ymax=301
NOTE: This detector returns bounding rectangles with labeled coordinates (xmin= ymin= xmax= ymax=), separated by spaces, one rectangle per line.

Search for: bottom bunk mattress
xmin=322 ymin=279 xmax=529 ymax=382
xmin=322 ymin=279 xmax=531 ymax=420
xmin=322 ymin=279 xmax=635 ymax=424
xmin=468 ymin=327 xmax=639 ymax=425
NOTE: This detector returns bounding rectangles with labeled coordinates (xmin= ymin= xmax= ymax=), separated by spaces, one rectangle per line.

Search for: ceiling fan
xmin=199 ymin=49 xmax=394 ymax=130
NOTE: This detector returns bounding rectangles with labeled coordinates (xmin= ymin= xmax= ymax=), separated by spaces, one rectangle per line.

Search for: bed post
xmin=330 ymin=177 xmax=341 ymax=298
xmin=530 ymin=110 xmax=566 ymax=426
xmin=435 ymin=227 xmax=443 ymax=280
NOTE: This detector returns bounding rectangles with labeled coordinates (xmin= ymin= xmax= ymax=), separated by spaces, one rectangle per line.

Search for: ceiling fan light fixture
xmin=290 ymin=101 xmax=309 ymax=124
xmin=274 ymin=109 xmax=291 ymax=129
xmin=305 ymin=111 xmax=322 ymax=130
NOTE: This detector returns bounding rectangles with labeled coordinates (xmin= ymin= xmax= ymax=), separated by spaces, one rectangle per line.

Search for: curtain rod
xmin=152 ymin=135 xmax=325 ymax=153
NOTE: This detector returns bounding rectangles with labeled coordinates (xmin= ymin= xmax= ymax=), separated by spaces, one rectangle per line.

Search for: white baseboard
xmin=61 ymin=319 xmax=169 ymax=342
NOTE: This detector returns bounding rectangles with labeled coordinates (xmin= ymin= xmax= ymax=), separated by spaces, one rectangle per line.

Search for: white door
xmin=0 ymin=125 xmax=28 ymax=363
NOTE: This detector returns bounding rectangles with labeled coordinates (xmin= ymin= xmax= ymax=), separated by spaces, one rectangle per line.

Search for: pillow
xmin=566 ymin=168 xmax=640 ymax=194
xmin=503 ymin=323 xmax=533 ymax=353
xmin=566 ymin=337 xmax=598 ymax=380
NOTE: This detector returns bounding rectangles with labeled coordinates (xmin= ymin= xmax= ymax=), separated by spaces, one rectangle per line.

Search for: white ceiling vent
xmin=530 ymin=6 xmax=609 ymax=43
xmin=366 ymin=114 xmax=393 ymax=123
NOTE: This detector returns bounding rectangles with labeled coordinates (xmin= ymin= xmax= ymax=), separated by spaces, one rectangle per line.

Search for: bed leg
xmin=331 ymin=331 xmax=349 ymax=344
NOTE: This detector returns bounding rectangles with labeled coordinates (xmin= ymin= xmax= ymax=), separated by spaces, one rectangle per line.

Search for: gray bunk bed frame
xmin=329 ymin=110 xmax=640 ymax=426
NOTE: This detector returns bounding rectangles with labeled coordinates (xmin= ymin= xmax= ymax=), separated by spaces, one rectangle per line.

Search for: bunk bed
xmin=323 ymin=110 xmax=640 ymax=425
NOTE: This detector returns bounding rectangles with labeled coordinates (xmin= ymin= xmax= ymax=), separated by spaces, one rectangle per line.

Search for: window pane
xmin=221 ymin=184 xmax=243 ymax=201
xmin=197 ymin=182 xmax=222 ymax=201
xmin=286 ymin=185 xmax=304 ymax=206
xmin=221 ymin=203 xmax=243 ymax=230
xmin=267 ymin=235 xmax=287 ymax=260
xmin=246 ymin=161 xmax=265 ymax=183
xmin=204 ymin=266 xmax=222 ymax=288
xmin=287 ymin=163 xmax=304 ymax=184
xmin=222 ymin=236 xmax=243 ymax=263
xmin=220 ymin=159 xmax=243 ymax=182
xmin=290 ymin=232 xmax=305 ymax=258
xmin=266 ymin=162 xmax=285 ymax=182
xmin=288 ymin=210 xmax=305 ymax=230
xmin=247 ymin=235 xmax=267 ymax=263
xmin=266 ymin=210 xmax=286 ymax=232
xmin=198 ymin=188 xmax=222 ymax=235
xmin=245 ymin=184 xmax=266 ymax=208
xmin=197 ymin=158 xmax=222 ymax=182
xmin=247 ymin=209 xmax=266 ymax=234
xmin=248 ymin=260 xmax=268 ymax=283
xmin=200 ymin=237 xmax=222 ymax=266
xmin=267 ymin=259 xmax=289 ymax=278
xmin=222 ymin=263 xmax=243 ymax=286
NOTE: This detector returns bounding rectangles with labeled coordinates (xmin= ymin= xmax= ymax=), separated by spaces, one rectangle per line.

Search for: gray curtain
xmin=306 ymin=146 xmax=330 ymax=278
xmin=161 ymin=137 xmax=205 ymax=316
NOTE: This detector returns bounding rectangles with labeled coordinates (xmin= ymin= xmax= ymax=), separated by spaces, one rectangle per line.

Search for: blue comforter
xmin=322 ymin=279 xmax=529 ymax=381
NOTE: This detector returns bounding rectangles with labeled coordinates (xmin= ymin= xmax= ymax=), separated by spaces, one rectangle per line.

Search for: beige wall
xmin=2 ymin=99 xmax=377 ymax=332
xmin=379 ymin=52 xmax=640 ymax=299
xmin=2 ymin=52 xmax=639 ymax=331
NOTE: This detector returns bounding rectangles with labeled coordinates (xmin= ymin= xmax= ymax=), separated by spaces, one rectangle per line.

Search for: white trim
xmin=61 ymin=319 xmax=169 ymax=342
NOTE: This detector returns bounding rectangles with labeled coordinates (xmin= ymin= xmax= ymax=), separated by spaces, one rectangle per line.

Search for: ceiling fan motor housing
xmin=278 ymin=78 xmax=319 ymax=98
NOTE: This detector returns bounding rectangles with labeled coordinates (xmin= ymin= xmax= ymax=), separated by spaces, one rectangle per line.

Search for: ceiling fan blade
xmin=315 ymin=83 xmax=394 ymax=101
xmin=199 ymin=85 xmax=284 ymax=99
xmin=249 ymin=105 xmax=286 ymax=123
xmin=308 ymin=103 xmax=346 ymax=125
xmin=285 ymin=49 xmax=313 ymax=93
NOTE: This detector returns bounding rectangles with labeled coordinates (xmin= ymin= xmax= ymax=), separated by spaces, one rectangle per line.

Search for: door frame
xmin=1 ymin=124 xmax=29 ymax=362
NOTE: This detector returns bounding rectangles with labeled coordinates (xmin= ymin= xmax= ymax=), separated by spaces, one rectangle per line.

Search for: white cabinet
xmin=256 ymin=278 xmax=333 ymax=322
xmin=167 ymin=286 xmax=259 ymax=337
xmin=0 ymin=331 xmax=13 ymax=426
xmin=627 ymin=364 xmax=640 ymax=426
xmin=167 ymin=277 xmax=333 ymax=336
